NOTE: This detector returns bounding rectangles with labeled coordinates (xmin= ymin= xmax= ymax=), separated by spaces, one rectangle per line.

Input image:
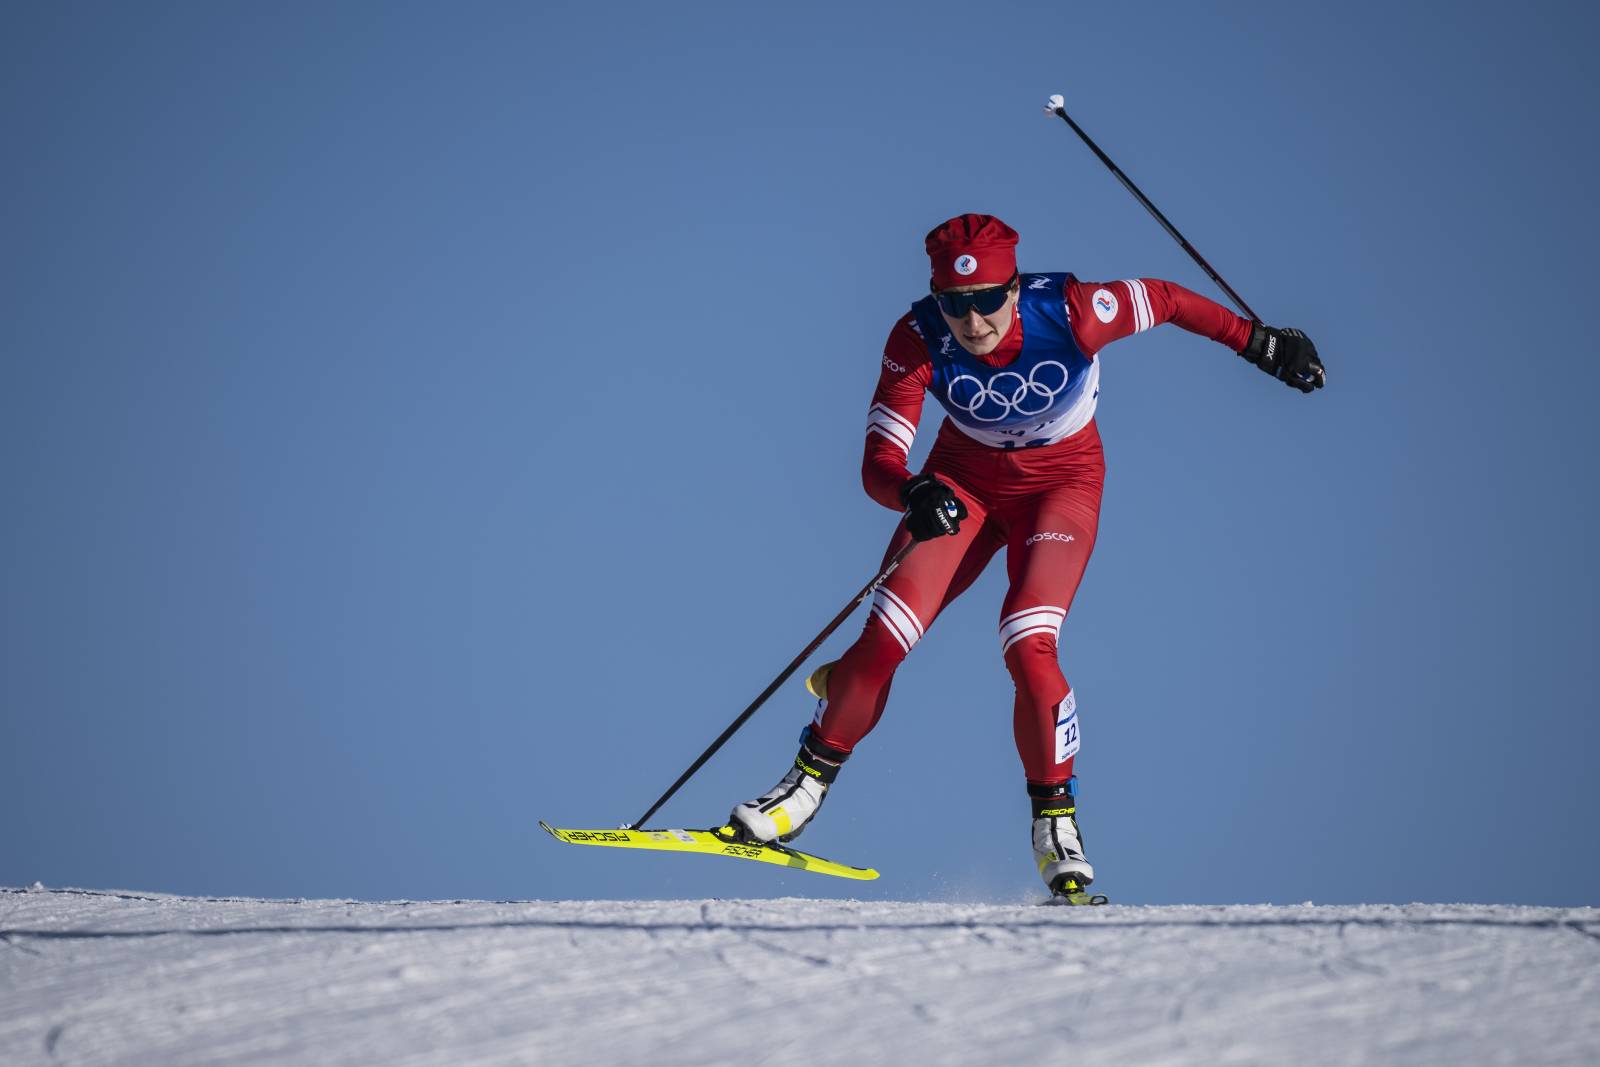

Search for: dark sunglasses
xmin=932 ymin=273 xmax=1019 ymax=318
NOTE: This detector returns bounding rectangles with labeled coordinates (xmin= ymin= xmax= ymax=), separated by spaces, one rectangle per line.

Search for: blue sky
xmin=3 ymin=2 xmax=1596 ymax=905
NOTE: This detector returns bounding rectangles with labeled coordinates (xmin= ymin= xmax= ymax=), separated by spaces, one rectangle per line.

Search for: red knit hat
xmin=925 ymin=213 xmax=1019 ymax=290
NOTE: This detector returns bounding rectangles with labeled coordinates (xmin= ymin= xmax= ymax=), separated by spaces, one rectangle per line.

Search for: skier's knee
xmin=1002 ymin=632 xmax=1066 ymax=703
xmin=868 ymin=586 xmax=926 ymax=657
xmin=999 ymin=605 xmax=1065 ymax=662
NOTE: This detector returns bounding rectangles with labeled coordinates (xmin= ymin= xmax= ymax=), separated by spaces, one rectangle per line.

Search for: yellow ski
xmin=539 ymin=821 xmax=879 ymax=881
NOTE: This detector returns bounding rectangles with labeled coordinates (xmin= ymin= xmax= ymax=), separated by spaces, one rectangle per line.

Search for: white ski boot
xmin=729 ymin=735 xmax=845 ymax=844
xmin=1031 ymin=779 xmax=1096 ymax=897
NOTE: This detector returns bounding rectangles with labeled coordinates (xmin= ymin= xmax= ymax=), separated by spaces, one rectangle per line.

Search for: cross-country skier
xmin=728 ymin=213 xmax=1324 ymax=899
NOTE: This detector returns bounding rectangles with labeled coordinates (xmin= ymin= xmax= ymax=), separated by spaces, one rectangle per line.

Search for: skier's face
xmin=936 ymin=280 xmax=1019 ymax=356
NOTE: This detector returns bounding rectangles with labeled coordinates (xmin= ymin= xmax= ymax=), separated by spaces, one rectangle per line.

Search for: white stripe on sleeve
xmin=1117 ymin=280 xmax=1141 ymax=332
xmin=866 ymin=403 xmax=916 ymax=455
xmin=1124 ymin=279 xmax=1155 ymax=333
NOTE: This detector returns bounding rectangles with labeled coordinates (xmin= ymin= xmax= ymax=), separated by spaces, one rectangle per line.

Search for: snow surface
xmin=2 ymin=886 xmax=1597 ymax=1066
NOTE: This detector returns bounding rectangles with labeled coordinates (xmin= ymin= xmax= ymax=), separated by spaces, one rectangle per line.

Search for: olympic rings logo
xmin=946 ymin=361 xmax=1071 ymax=422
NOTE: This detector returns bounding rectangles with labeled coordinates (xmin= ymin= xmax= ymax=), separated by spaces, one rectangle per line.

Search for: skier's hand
xmin=899 ymin=474 xmax=968 ymax=541
xmin=1238 ymin=323 xmax=1325 ymax=393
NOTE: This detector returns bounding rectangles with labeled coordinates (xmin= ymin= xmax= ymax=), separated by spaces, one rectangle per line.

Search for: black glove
xmin=1238 ymin=323 xmax=1325 ymax=393
xmin=899 ymin=474 xmax=968 ymax=542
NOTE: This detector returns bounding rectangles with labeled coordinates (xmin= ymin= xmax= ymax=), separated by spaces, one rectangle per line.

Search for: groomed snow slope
xmin=2 ymin=887 xmax=1597 ymax=1066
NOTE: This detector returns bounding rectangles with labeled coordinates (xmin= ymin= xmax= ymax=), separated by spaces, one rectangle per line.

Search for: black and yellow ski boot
xmin=728 ymin=735 xmax=848 ymax=844
xmin=1032 ymin=778 xmax=1108 ymax=905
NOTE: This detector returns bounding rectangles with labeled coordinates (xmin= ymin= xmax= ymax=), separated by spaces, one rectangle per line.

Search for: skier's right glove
xmin=1238 ymin=323 xmax=1326 ymax=393
xmin=899 ymin=474 xmax=968 ymax=541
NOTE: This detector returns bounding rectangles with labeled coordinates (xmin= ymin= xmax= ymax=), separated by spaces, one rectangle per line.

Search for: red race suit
xmin=812 ymin=274 xmax=1253 ymax=785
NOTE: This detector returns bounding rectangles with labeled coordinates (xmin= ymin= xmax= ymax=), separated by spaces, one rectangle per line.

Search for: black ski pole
xmin=628 ymin=539 xmax=917 ymax=830
xmin=1043 ymin=93 xmax=1261 ymax=323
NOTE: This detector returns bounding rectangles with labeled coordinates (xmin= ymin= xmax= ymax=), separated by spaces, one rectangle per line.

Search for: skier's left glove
xmin=1238 ymin=323 xmax=1325 ymax=393
xmin=899 ymin=474 xmax=968 ymax=542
